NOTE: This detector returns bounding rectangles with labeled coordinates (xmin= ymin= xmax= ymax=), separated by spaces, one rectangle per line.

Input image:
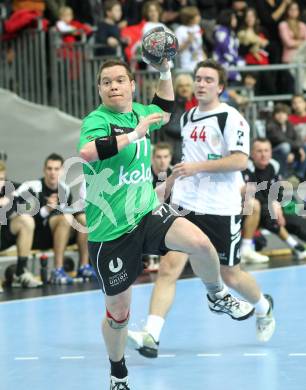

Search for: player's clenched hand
xmin=134 ymin=113 xmax=165 ymax=139
xmin=173 ymin=162 xmax=201 ymax=178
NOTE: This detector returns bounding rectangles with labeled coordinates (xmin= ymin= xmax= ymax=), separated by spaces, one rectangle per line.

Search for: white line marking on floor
xmin=159 ymin=354 xmax=176 ymax=358
xmin=14 ymin=357 xmax=39 ymax=361
xmin=197 ymin=353 xmax=222 ymax=357
xmin=243 ymin=353 xmax=267 ymax=357
xmin=60 ymin=356 xmax=85 ymax=360
xmin=289 ymin=353 xmax=306 ymax=357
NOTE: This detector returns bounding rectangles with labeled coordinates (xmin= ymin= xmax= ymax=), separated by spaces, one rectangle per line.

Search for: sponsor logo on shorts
xmin=109 ymin=257 xmax=123 ymax=273
xmin=108 ymin=257 xmax=128 ymax=287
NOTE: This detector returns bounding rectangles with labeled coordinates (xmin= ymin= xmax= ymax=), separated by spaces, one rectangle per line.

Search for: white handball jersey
xmin=172 ymin=103 xmax=250 ymax=215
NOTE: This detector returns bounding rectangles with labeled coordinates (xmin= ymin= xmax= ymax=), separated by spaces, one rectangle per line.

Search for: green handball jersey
xmin=78 ymin=102 xmax=164 ymax=242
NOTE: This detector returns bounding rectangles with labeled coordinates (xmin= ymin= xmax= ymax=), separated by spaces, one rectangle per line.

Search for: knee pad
xmin=106 ymin=309 xmax=130 ymax=330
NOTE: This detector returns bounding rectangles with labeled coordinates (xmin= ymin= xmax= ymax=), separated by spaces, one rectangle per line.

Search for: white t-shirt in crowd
xmin=175 ymin=24 xmax=205 ymax=72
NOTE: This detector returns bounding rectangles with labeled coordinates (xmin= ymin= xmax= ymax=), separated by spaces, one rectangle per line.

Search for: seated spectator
xmin=213 ymin=9 xmax=245 ymax=84
xmin=242 ymin=138 xmax=306 ymax=260
xmin=175 ymin=6 xmax=206 ymax=72
xmin=288 ymin=94 xmax=306 ymax=142
xmin=15 ymin=153 xmax=95 ymax=285
xmin=95 ymin=0 xmax=124 ymax=57
xmin=56 ymin=6 xmax=92 ymax=44
xmin=266 ymin=103 xmax=306 ymax=179
xmin=0 ymin=161 xmax=41 ymax=289
xmin=161 ymin=73 xmax=197 ymax=164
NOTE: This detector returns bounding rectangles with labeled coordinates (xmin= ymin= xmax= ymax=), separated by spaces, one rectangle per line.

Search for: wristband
xmin=127 ymin=131 xmax=139 ymax=143
xmin=160 ymin=69 xmax=172 ymax=80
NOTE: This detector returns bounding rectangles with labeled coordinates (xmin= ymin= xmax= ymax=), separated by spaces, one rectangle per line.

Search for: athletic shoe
xmin=207 ymin=288 xmax=255 ymax=321
xmin=256 ymin=294 xmax=275 ymax=342
xmin=110 ymin=375 xmax=130 ymax=390
xmin=241 ymin=247 xmax=269 ymax=264
xmin=50 ymin=267 xmax=73 ymax=285
xmin=292 ymin=244 xmax=306 ymax=260
xmin=127 ymin=330 xmax=159 ymax=358
xmin=77 ymin=264 xmax=96 ymax=280
xmin=12 ymin=270 xmax=43 ymax=288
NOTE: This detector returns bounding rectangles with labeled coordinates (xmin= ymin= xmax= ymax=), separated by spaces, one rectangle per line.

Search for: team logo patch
xmin=109 ymin=257 xmax=123 ymax=273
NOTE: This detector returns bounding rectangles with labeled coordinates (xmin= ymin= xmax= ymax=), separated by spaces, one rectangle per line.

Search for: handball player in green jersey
xmin=78 ymin=58 xmax=254 ymax=390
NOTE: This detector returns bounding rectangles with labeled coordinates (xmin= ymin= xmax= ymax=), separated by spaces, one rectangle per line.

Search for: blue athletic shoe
xmin=50 ymin=267 xmax=73 ymax=285
xmin=77 ymin=264 xmax=96 ymax=280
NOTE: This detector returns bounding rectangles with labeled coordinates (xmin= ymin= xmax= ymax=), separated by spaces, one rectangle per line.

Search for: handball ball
xmin=142 ymin=26 xmax=179 ymax=65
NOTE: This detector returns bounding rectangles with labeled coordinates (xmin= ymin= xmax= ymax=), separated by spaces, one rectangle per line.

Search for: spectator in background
xmin=142 ymin=1 xmax=165 ymax=36
xmin=213 ymin=9 xmax=245 ymax=84
xmin=289 ymin=94 xmax=306 ymax=142
xmin=66 ymin=0 xmax=99 ymax=25
xmin=255 ymin=0 xmax=290 ymax=64
xmin=175 ymin=6 xmax=206 ymax=72
xmin=15 ymin=153 xmax=94 ymax=285
xmin=279 ymin=1 xmax=306 ymax=93
xmin=161 ymin=73 xmax=197 ymax=164
xmin=0 ymin=161 xmax=42 ymax=289
xmin=95 ymin=0 xmax=123 ymax=57
xmin=56 ymin=6 xmax=93 ymax=43
xmin=243 ymin=138 xmax=306 ymax=260
xmin=238 ymin=7 xmax=276 ymax=95
xmin=232 ymin=0 xmax=249 ymax=30
xmin=266 ymin=103 xmax=306 ymax=179
xmin=279 ymin=1 xmax=306 ymax=64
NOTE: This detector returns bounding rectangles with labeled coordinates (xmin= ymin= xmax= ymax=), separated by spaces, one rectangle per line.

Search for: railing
xmin=1 ymin=26 xmax=306 ymax=131
xmin=0 ymin=22 xmax=48 ymax=105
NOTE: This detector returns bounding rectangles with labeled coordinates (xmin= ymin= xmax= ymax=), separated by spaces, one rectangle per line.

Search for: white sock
xmin=286 ymin=235 xmax=298 ymax=248
xmin=241 ymin=239 xmax=253 ymax=251
xmin=145 ymin=315 xmax=165 ymax=342
xmin=254 ymin=294 xmax=270 ymax=316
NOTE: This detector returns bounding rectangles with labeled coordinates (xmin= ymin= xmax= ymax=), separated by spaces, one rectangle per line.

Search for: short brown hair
xmin=97 ymin=59 xmax=134 ymax=84
xmin=273 ymin=103 xmax=290 ymax=116
xmin=180 ymin=6 xmax=200 ymax=25
xmin=153 ymin=142 xmax=173 ymax=156
xmin=194 ymin=59 xmax=227 ymax=89
xmin=142 ymin=1 xmax=162 ymax=20
xmin=104 ymin=0 xmax=121 ymax=14
xmin=0 ymin=161 xmax=6 ymax=173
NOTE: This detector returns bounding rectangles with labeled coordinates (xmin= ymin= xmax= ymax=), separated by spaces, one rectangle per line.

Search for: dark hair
xmin=97 ymin=59 xmax=134 ymax=84
xmin=153 ymin=142 xmax=173 ymax=156
xmin=104 ymin=0 xmax=121 ymax=14
xmin=179 ymin=6 xmax=200 ymax=25
xmin=241 ymin=7 xmax=261 ymax=34
xmin=44 ymin=153 xmax=64 ymax=167
xmin=194 ymin=59 xmax=227 ymax=89
xmin=251 ymin=137 xmax=271 ymax=149
xmin=217 ymin=9 xmax=236 ymax=29
xmin=142 ymin=1 xmax=162 ymax=20
xmin=273 ymin=103 xmax=290 ymax=116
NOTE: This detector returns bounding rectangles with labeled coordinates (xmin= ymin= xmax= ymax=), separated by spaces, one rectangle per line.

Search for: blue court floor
xmin=1 ymin=265 xmax=306 ymax=390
